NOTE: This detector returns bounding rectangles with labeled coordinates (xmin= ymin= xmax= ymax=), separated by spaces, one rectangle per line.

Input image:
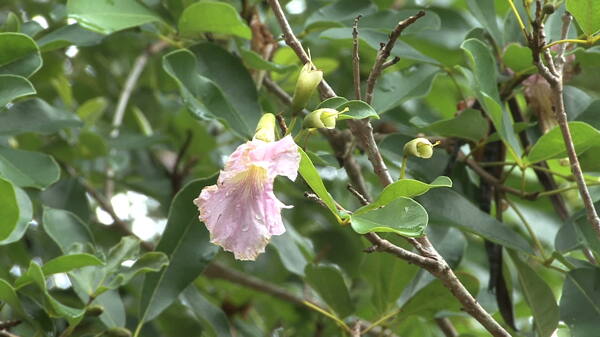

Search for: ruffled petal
xmin=194 ymin=165 xmax=288 ymax=260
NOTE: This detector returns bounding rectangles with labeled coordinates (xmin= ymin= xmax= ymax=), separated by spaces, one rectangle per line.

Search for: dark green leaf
xmin=351 ymin=197 xmax=428 ymax=237
xmin=419 ymin=189 xmax=533 ymax=253
xmin=305 ymin=264 xmax=354 ymax=318
xmin=178 ymin=1 xmax=251 ymax=39
xmin=139 ymin=177 xmax=219 ymax=323
xmin=0 ymin=74 xmax=35 ymax=107
xmin=509 ymin=251 xmax=559 ymax=337
xmin=421 ymin=108 xmax=489 ymax=142
xmin=560 ymin=268 xmax=600 ymax=337
xmin=36 ymin=23 xmax=104 ymax=52
xmin=0 ymin=32 xmax=42 ymax=77
xmin=181 ymin=286 xmax=233 ymax=337
xmin=0 ymin=147 xmax=60 ymax=189
xmin=528 ymin=122 xmax=600 ymax=163
xmin=67 ymin=0 xmax=163 ymax=34
xmin=0 ymin=98 xmax=81 ymax=136
xmin=42 ymin=253 xmax=104 ymax=275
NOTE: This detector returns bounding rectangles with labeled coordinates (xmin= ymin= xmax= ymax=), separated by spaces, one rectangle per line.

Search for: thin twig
xmin=352 ymin=15 xmax=362 ymax=100
xmin=527 ymin=5 xmax=600 ymax=238
xmin=364 ymin=11 xmax=426 ymax=104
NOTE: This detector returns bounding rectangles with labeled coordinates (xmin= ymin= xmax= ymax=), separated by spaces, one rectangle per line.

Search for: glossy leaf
xmin=560 ymin=268 xmax=600 ymax=336
xmin=509 ymin=251 xmax=559 ymax=337
xmin=297 ymin=147 xmax=343 ymax=221
xmin=528 ymin=122 xmax=600 ymax=163
xmin=181 ymin=286 xmax=233 ymax=337
xmin=67 ymin=0 xmax=163 ymax=34
xmin=422 ymin=108 xmax=489 ymax=142
xmin=419 ymin=189 xmax=533 ymax=253
xmin=305 ymin=264 xmax=354 ymax=318
xmin=0 ymin=98 xmax=81 ymax=136
xmin=42 ymin=253 xmax=104 ymax=275
xmin=163 ymin=49 xmax=258 ymax=138
xmin=359 ymin=176 xmax=452 ymax=213
xmin=138 ymin=177 xmax=219 ymax=323
xmin=0 ymin=32 xmax=42 ymax=77
xmin=0 ymin=74 xmax=35 ymax=107
xmin=179 ymin=1 xmax=251 ymax=39
xmin=567 ymin=0 xmax=600 ymax=36
xmin=0 ymin=147 xmax=60 ymax=189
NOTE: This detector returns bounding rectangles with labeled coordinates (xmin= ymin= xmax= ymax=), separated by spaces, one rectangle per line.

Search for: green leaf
xmin=351 ymin=197 xmax=428 ymax=237
xmin=178 ymin=1 xmax=251 ymax=39
xmin=528 ymin=122 xmax=600 ymax=163
xmin=0 ymin=147 xmax=60 ymax=189
xmin=181 ymin=286 xmax=233 ymax=337
xmin=298 ymin=147 xmax=343 ymax=221
xmin=509 ymin=251 xmax=559 ymax=337
xmin=0 ymin=177 xmax=20 ymax=242
xmin=317 ymin=97 xmax=348 ymax=109
xmin=240 ymin=49 xmax=294 ymax=73
xmin=36 ymin=23 xmax=104 ymax=52
xmin=335 ymin=100 xmax=379 ymax=120
xmin=399 ymin=272 xmax=479 ymax=318
xmin=419 ymin=189 xmax=533 ymax=253
xmin=359 ymin=176 xmax=452 ymax=214
xmin=163 ymin=49 xmax=257 ymax=138
xmin=361 ymin=253 xmax=418 ymax=313
xmin=0 ymin=32 xmax=42 ymax=77
xmin=560 ymin=268 xmax=600 ymax=337
xmin=305 ymin=0 xmax=377 ymax=31
xmin=0 ymin=98 xmax=81 ymax=136
xmin=0 ymin=183 xmax=32 ymax=245
xmin=466 ymin=0 xmax=503 ymax=46
xmin=100 ymin=252 xmax=169 ymax=293
xmin=139 ymin=177 xmax=219 ymax=323
xmin=0 ymin=279 xmax=27 ymax=319
xmin=461 ymin=38 xmax=522 ymax=159
xmin=0 ymin=74 xmax=35 ymax=107
xmin=567 ymin=0 xmax=600 ymax=36
xmin=42 ymin=253 xmax=104 ymax=276
xmin=42 ymin=207 xmax=94 ymax=253
xmin=67 ymin=0 xmax=163 ymax=34
xmin=421 ymin=108 xmax=489 ymax=142
xmin=305 ymin=264 xmax=354 ymax=318
xmin=76 ymin=97 xmax=108 ymax=127
xmin=372 ymin=64 xmax=439 ymax=113
xmin=503 ymin=43 xmax=534 ymax=73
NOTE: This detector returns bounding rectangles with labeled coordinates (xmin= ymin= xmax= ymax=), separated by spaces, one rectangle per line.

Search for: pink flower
xmin=194 ymin=135 xmax=300 ymax=260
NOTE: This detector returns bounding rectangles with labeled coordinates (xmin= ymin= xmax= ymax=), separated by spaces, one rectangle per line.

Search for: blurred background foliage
xmin=0 ymin=0 xmax=600 ymax=336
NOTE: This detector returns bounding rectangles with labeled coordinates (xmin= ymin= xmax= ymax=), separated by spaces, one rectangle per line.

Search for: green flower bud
xmin=403 ymin=138 xmax=435 ymax=159
xmin=302 ymin=107 xmax=347 ymax=129
xmin=291 ymin=63 xmax=323 ymax=114
xmin=254 ymin=113 xmax=277 ymax=142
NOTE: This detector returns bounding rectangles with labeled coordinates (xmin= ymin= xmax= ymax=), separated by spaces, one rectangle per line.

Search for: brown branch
xmin=352 ymin=15 xmax=362 ymax=100
xmin=527 ymin=5 xmax=600 ymax=238
xmin=265 ymin=3 xmax=510 ymax=335
xmin=364 ymin=11 xmax=426 ymax=104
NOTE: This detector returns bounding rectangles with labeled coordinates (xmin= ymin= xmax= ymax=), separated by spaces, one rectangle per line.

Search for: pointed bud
xmin=302 ymin=107 xmax=347 ymax=129
xmin=403 ymin=138 xmax=436 ymax=159
xmin=291 ymin=63 xmax=323 ymax=114
xmin=254 ymin=113 xmax=277 ymax=142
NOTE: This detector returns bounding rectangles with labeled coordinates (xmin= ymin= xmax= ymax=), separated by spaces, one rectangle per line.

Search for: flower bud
xmin=403 ymin=138 xmax=435 ymax=159
xmin=302 ymin=107 xmax=347 ymax=129
xmin=291 ymin=63 xmax=323 ymax=114
xmin=254 ymin=113 xmax=277 ymax=142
